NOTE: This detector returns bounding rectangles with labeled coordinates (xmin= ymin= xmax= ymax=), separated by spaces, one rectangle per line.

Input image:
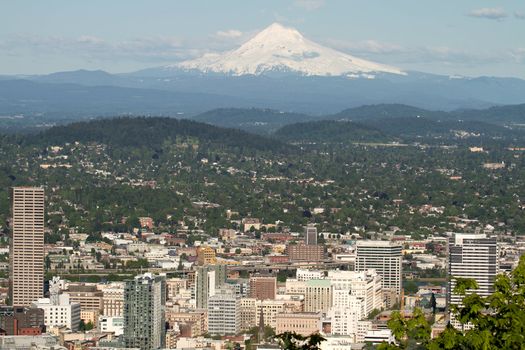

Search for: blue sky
xmin=1 ymin=0 xmax=524 ymax=78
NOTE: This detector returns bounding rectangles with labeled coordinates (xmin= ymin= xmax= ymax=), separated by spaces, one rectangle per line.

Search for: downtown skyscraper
xmin=10 ymin=187 xmax=45 ymax=307
xmin=355 ymin=240 xmax=403 ymax=295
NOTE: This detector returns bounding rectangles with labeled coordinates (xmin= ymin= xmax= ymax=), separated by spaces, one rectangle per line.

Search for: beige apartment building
xmin=65 ymin=284 xmax=103 ymax=311
xmin=196 ymin=246 xmax=216 ymax=266
xmin=165 ymin=308 xmax=207 ymax=336
xmin=10 ymin=187 xmax=45 ymax=307
xmin=101 ymin=282 xmax=125 ymax=317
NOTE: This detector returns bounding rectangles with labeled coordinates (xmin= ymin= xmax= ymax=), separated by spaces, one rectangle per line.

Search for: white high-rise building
xmin=327 ymin=270 xmax=382 ymax=338
xmin=355 ymin=241 xmax=402 ymax=295
xmin=10 ymin=187 xmax=45 ymax=307
xmin=329 ymin=298 xmax=364 ymax=338
xmin=448 ymin=233 xmax=498 ymax=311
xmin=329 ymin=270 xmax=383 ymax=318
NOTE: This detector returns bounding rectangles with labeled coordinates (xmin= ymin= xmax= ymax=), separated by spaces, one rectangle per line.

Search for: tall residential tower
xmin=123 ymin=273 xmax=166 ymax=350
xmin=10 ymin=187 xmax=45 ymax=307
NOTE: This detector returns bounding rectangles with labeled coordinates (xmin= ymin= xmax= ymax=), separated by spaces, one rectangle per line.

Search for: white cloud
xmin=325 ymin=38 xmax=405 ymax=54
xmin=0 ymin=34 xmax=198 ymax=64
xmin=294 ymin=0 xmax=325 ymax=11
xmin=215 ymin=29 xmax=243 ymax=39
xmin=467 ymin=8 xmax=507 ymax=20
xmin=76 ymin=35 xmax=105 ymax=45
xmin=515 ymin=11 xmax=525 ymax=20
xmin=323 ymin=37 xmax=504 ymax=66
xmin=509 ymin=48 xmax=525 ymax=63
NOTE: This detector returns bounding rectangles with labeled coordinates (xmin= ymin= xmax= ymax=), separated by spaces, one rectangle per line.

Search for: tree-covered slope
xmin=328 ymin=104 xmax=449 ymax=122
xmin=329 ymin=103 xmax=525 ymax=126
xmin=274 ymin=120 xmax=389 ymax=143
xmin=25 ymin=117 xmax=293 ymax=154
xmin=455 ymin=103 xmax=525 ymax=124
xmin=191 ymin=108 xmax=319 ymax=133
xmin=359 ymin=117 xmax=519 ymax=138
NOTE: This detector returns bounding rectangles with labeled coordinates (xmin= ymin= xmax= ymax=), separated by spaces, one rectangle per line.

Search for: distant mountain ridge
xmin=0 ymin=25 xmax=523 ymax=117
xmin=2 ymin=70 xmax=524 ymax=117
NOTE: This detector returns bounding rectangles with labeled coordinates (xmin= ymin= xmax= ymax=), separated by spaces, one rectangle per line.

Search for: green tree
xmin=387 ymin=308 xmax=430 ymax=349
xmin=404 ymin=280 xmax=419 ymax=295
xmin=275 ymin=332 xmax=325 ymax=350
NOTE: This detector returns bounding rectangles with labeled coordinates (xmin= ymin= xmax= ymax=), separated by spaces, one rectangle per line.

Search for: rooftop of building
xmin=356 ymin=240 xmax=402 ymax=247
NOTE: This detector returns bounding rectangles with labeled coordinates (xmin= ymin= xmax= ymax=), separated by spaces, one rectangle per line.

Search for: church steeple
xmin=258 ymin=307 xmax=265 ymax=343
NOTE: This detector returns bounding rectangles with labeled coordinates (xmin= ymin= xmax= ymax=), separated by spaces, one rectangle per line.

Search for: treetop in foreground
xmin=384 ymin=254 xmax=525 ymax=349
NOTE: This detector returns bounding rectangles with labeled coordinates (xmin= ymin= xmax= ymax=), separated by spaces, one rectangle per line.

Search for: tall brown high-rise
xmin=10 ymin=187 xmax=45 ymax=306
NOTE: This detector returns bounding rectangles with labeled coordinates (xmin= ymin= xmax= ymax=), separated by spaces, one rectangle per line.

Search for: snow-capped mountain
xmin=170 ymin=23 xmax=404 ymax=77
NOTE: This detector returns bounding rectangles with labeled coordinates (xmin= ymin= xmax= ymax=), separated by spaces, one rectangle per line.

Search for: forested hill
xmin=274 ymin=120 xmax=389 ymax=143
xmin=191 ymin=108 xmax=318 ymax=134
xmin=358 ymin=117 xmax=520 ymax=138
xmin=328 ymin=104 xmax=448 ymax=121
xmin=329 ymin=103 xmax=525 ymax=125
xmin=274 ymin=117 xmax=525 ymax=143
xmin=24 ymin=117 xmax=293 ymax=154
xmin=455 ymin=103 xmax=525 ymax=124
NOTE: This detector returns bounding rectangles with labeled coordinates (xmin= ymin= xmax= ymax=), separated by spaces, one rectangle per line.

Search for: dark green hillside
xmin=26 ymin=117 xmax=292 ymax=154
xmin=455 ymin=103 xmax=525 ymax=124
xmin=191 ymin=108 xmax=318 ymax=133
xmin=328 ymin=104 xmax=448 ymax=121
xmin=274 ymin=120 xmax=389 ymax=143
xmin=360 ymin=117 xmax=522 ymax=138
xmin=328 ymin=103 xmax=525 ymax=126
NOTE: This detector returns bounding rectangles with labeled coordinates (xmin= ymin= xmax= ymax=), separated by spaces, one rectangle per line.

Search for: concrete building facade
xmin=305 ymin=224 xmax=318 ymax=245
xmin=207 ymin=289 xmax=240 ymax=335
xmin=195 ymin=265 xmax=226 ymax=309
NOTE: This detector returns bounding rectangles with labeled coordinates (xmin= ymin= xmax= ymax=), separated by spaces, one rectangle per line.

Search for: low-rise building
xmin=276 ymin=312 xmax=321 ymax=336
